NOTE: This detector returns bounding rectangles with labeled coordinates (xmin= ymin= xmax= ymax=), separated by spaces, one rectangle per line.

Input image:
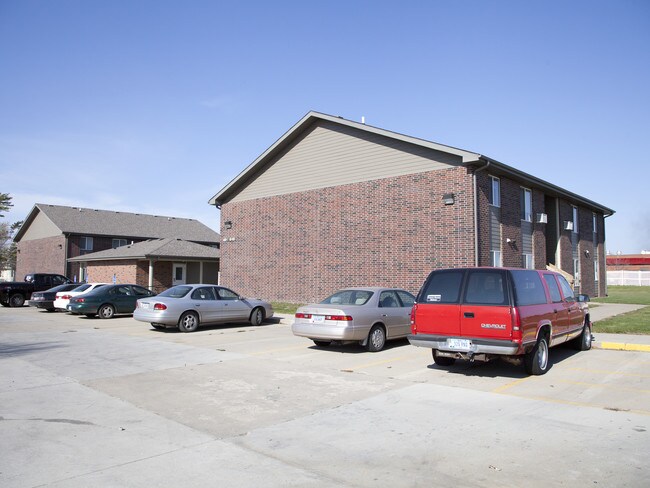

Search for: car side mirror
xmin=577 ymin=294 xmax=590 ymax=303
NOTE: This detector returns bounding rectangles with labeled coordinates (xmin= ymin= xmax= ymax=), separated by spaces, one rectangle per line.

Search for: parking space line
xmin=556 ymin=379 xmax=650 ymax=394
xmin=249 ymin=345 xmax=310 ymax=356
xmin=342 ymin=355 xmax=414 ymax=371
xmin=565 ymin=367 xmax=650 ymax=378
xmin=492 ymin=377 xmax=533 ymax=394
xmin=496 ymin=392 xmax=650 ymax=417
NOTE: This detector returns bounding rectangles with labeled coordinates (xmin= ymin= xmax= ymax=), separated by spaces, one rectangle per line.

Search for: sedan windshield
xmin=321 ymin=290 xmax=373 ymax=306
xmin=158 ymin=285 xmax=192 ymax=298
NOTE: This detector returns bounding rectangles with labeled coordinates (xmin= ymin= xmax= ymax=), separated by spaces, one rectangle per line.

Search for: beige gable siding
xmin=230 ymin=120 xmax=463 ymax=203
xmin=19 ymin=211 xmax=61 ymax=241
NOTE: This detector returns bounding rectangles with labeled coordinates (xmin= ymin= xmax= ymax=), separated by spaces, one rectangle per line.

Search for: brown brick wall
xmin=220 ymin=167 xmax=476 ymax=303
xmin=221 ymin=167 xmax=607 ymax=302
xmin=85 ymin=260 xmax=138 ymax=284
xmin=16 ymin=235 xmax=67 ymax=278
xmin=84 ymin=260 xmax=174 ymax=294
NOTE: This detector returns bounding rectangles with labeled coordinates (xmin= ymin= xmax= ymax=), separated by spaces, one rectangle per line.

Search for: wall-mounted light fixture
xmin=442 ymin=193 xmax=455 ymax=205
xmin=224 ymin=221 xmax=232 ymax=230
xmin=584 ymin=249 xmax=590 ymax=257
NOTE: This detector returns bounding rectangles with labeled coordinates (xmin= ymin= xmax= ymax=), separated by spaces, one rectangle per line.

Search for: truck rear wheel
xmin=524 ymin=335 xmax=549 ymax=375
xmin=432 ymin=349 xmax=455 ymax=366
xmin=9 ymin=293 xmax=25 ymax=307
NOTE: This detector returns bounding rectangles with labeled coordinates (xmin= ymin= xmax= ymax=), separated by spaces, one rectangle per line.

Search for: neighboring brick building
xmin=14 ymin=204 xmax=221 ymax=287
xmin=67 ymin=238 xmax=220 ymax=293
xmin=209 ymin=111 xmax=614 ymax=303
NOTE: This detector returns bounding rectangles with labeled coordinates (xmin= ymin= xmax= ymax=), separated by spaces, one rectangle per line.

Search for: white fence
xmin=607 ymin=270 xmax=650 ymax=286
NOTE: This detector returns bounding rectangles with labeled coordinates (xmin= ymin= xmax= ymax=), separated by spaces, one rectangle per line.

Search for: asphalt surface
xmin=1 ymin=302 xmax=648 ymax=487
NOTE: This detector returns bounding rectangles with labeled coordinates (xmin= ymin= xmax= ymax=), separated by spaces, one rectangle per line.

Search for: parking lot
xmin=1 ymin=306 xmax=649 ymax=487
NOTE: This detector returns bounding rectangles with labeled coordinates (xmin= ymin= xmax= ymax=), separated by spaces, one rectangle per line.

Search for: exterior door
xmin=172 ymin=263 xmax=186 ymax=286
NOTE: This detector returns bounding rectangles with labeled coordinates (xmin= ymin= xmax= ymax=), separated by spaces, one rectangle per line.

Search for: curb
xmin=594 ymin=342 xmax=650 ymax=353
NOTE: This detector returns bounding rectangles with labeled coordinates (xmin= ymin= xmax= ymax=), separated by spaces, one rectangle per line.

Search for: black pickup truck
xmin=0 ymin=273 xmax=72 ymax=308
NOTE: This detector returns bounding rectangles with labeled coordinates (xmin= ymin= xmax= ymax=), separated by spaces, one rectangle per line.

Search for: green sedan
xmin=67 ymin=284 xmax=155 ymax=319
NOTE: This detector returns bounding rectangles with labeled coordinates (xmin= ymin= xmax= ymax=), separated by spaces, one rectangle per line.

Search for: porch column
xmin=149 ymin=259 xmax=154 ymax=291
xmin=199 ymin=261 xmax=204 ymax=283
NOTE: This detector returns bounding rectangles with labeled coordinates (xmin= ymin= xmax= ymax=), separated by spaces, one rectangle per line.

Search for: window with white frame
xmin=592 ymin=213 xmax=597 ymax=234
xmin=594 ymin=258 xmax=599 ymax=282
xmin=490 ymin=176 xmax=500 ymax=207
xmin=521 ymin=188 xmax=532 ymax=222
xmin=522 ymin=253 xmax=534 ymax=269
xmin=491 ymin=250 xmax=502 ymax=267
xmin=572 ymin=206 xmax=579 ymax=234
xmin=80 ymin=236 xmax=93 ymax=251
xmin=112 ymin=238 xmax=127 ymax=249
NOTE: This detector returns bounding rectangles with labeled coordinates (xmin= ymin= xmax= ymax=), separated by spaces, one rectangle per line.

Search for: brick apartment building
xmin=209 ymin=111 xmax=614 ymax=303
xmin=14 ymin=204 xmax=221 ymax=288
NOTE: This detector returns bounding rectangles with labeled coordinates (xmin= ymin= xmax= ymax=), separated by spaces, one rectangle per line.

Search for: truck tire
xmin=9 ymin=293 xmax=25 ymax=308
xmin=573 ymin=320 xmax=592 ymax=351
xmin=524 ymin=335 xmax=549 ymax=375
xmin=432 ymin=349 xmax=455 ymax=366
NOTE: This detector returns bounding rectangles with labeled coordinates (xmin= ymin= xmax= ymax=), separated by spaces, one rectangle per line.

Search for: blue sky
xmin=1 ymin=0 xmax=648 ymax=253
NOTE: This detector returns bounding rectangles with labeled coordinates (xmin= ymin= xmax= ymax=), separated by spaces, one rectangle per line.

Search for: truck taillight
xmin=511 ymin=307 xmax=521 ymax=334
xmin=153 ymin=303 xmax=167 ymax=311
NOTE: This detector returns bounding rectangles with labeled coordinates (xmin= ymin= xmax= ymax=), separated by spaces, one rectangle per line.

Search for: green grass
xmin=591 ymin=286 xmax=650 ymax=334
xmin=593 ymin=306 xmax=650 ymax=335
xmin=593 ymin=286 xmax=650 ymax=305
xmin=272 ymin=302 xmax=301 ymax=314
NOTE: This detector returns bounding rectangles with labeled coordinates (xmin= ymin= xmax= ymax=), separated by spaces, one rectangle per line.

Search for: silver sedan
xmin=133 ymin=284 xmax=274 ymax=332
xmin=291 ymin=287 xmax=416 ymax=351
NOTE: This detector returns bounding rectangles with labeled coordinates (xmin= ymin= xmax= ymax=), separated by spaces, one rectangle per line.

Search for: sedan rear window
xmin=321 ymin=290 xmax=373 ymax=306
xmin=158 ymin=285 xmax=192 ymax=298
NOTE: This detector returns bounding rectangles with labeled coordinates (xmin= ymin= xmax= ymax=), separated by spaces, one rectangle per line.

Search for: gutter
xmin=472 ymin=158 xmax=491 ymax=266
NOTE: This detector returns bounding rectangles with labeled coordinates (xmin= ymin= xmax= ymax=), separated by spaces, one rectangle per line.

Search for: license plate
xmin=140 ymin=302 xmax=151 ymax=309
xmin=311 ymin=315 xmax=325 ymax=324
xmin=447 ymin=338 xmax=471 ymax=350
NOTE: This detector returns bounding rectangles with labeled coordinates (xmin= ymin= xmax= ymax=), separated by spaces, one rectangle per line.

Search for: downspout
xmin=473 ymin=159 xmax=491 ymax=266
xmin=603 ymin=211 xmax=615 ymax=297
xmin=148 ymin=259 xmax=154 ymax=292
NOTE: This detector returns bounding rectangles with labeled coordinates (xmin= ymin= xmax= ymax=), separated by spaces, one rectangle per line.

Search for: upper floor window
xmin=592 ymin=213 xmax=597 ymax=234
xmin=521 ymin=188 xmax=532 ymax=222
xmin=112 ymin=239 xmax=127 ymax=249
xmin=572 ymin=206 xmax=579 ymax=234
xmin=489 ymin=176 xmax=500 ymax=207
xmin=80 ymin=236 xmax=93 ymax=251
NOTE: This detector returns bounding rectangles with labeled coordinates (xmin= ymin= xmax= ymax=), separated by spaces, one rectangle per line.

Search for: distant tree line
xmin=1 ymin=193 xmax=22 ymax=275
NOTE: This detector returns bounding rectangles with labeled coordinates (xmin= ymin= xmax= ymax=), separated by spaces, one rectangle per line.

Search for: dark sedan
xmin=67 ymin=284 xmax=155 ymax=319
xmin=27 ymin=283 xmax=81 ymax=312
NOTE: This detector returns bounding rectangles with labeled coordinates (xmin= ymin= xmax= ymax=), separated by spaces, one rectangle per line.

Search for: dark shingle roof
xmin=68 ymin=238 xmax=220 ymax=262
xmin=17 ymin=204 xmax=220 ymax=243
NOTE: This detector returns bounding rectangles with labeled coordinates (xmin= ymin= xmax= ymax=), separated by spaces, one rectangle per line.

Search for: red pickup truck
xmin=408 ymin=268 xmax=592 ymax=375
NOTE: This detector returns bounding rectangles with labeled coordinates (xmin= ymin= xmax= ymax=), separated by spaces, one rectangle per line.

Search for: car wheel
xmin=249 ymin=307 xmax=264 ymax=326
xmin=0 ymin=300 xmax=9 ymax=307
xmin=9 ymin=293 xmax=25 ymax=307
xmin=98 ymin=304 xmax=115 ymax=319
xmin=312 ymin=340 xmax=331 ymax=347
xmin=525 ymin=334 xmax=549 ymax=375
xmin=432 ymin=349 xmax=455 ymax=366
xmin=573 ymin=320 xmax=592 ymax=351
xmin=178 ymin=312 xmax=199 ymax=332
xmin=366 ymin=325 xmax=386 ymax=352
